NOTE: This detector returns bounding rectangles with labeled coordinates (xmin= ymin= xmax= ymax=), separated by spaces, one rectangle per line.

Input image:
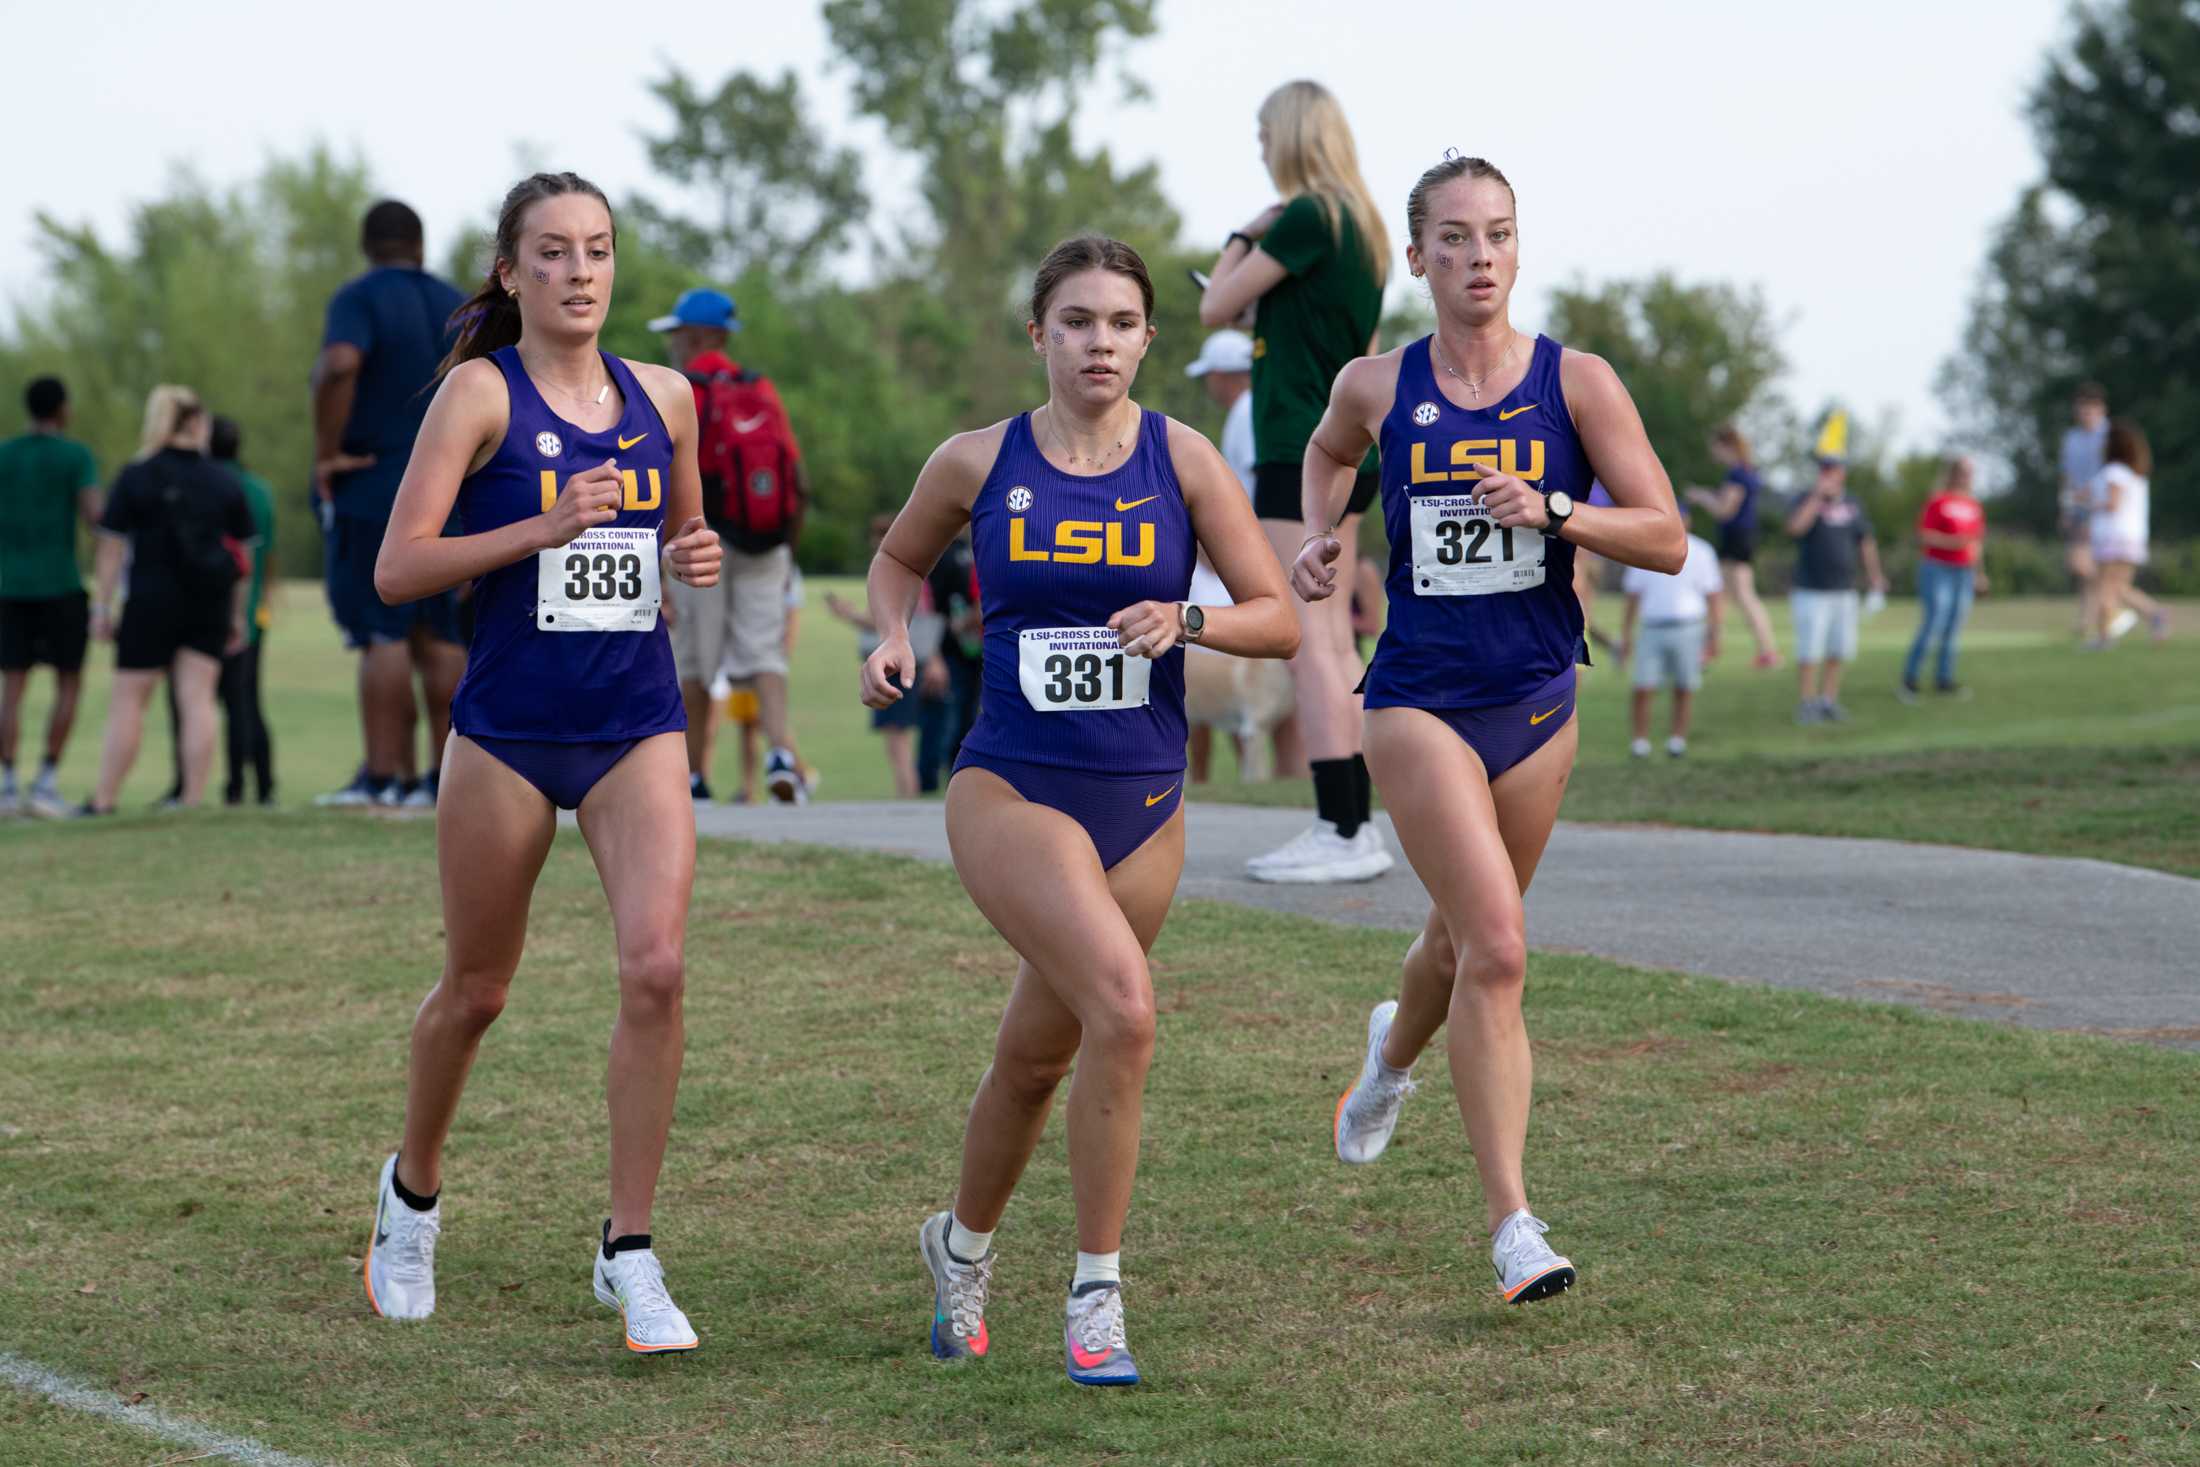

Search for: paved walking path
xmin=695 ymin=801 xmax=2199 ymax=1047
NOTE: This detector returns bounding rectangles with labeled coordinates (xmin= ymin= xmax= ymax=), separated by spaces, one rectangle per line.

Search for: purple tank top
xmin=448 ymin=347 xmax=684 ymax=742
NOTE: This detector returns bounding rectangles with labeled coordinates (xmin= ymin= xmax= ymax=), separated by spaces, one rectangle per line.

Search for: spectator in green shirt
xmin=0 ymin=376 xmax=102 ymax=818
xmin=1200 ymin=78 xmax=1393 ymax=884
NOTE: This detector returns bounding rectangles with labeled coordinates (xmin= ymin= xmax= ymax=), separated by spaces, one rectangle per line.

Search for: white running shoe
xmin=1665 ymin=736 xmax=1688 ymax=758
xmin=1629 ymin=737 xmax=1652 ymax=759
xmin=1248 ymin=820 xmax=1394 ymax=884
xmin=764 ymin=748 xmax=809 ymax=805
xmin=919 ymin=1210 xmax=993 ymax=1363
xmin=26 ymin=776 xmax=70 ymax=819
xmin=1334 ymin=1000 xmax=1416 ymax=1164
xmin=2108 ymin=607 xmax=2140 ymax=641
xmin=1064 ymin=1282 xmax=1140 ymax=1386
xmin=364 ymin=1154 xmax=439 ymax=1320
xmin=1246 ymin=820 xmax=1329 ymax=873
xmin=593 ymin=1234 xmax=699 ymax=1353
xmin=1491 ymin=1208 xmax=1576 ymax=1305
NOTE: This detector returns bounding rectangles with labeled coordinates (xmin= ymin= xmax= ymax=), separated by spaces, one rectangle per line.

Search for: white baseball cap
xmin=1185 ymin=329 xmax=1254 ymax=378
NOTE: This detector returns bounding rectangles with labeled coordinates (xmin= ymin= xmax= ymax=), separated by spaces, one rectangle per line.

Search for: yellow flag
xmin=1813 ymin=409 xmax=1850 ymax=463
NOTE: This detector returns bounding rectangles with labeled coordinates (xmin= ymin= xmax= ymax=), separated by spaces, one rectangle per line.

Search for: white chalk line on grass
xmin=1 ymin=1350 xmax=326 ymax=1466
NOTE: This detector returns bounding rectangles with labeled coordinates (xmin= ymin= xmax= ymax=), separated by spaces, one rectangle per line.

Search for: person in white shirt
xmin=2086 ymin=419 xmax=2169 ymax=646
xmin=2058 ymin=383 xmax=2109 ymax=639
xmin=1183 ymin=330 xmax=1297 ymax=780
xmin=1619 ymin=531 xmax=1724 ymax=757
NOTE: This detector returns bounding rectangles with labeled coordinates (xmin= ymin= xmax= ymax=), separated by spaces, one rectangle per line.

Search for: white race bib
xmin=536 ymin=526 xmax=661 ymax=632
xmin=1018 ymin=626 xmax=1151 ymax=712
xmin=1408 ymin=495 xmax=1546 ymax=596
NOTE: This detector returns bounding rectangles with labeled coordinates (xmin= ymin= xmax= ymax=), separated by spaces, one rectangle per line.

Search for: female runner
xmin=862 ymin=236 xmax=1296 ymax=1385
xmin=1300 ymin=157 xmax=1684 ymax=1303
xmin=362 ymin=172 xmax=723 ymax=1354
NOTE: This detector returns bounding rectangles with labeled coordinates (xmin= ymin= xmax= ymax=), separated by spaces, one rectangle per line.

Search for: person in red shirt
xmin=1900 ymin=455 xmax=1987 ymax=699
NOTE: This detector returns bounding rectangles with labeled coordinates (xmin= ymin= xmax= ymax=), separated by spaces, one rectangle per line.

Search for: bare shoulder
xmin=433 ymin=357 xmax=510 ymax=423
xmin=940 ymin=418 xmax=1014 ymax=474
xmin=919 ymin=418 xmax=1015 ymax=506
xmin=624 ymin=359 xmax=696 ymax=422
xmin=1559 ymin=347 xmax=1624 ymax=400
xmin=1335 ymin=347 xmax=1406 ymax=407
xmin=1161 ymin=410 xmax=1222 ymax=460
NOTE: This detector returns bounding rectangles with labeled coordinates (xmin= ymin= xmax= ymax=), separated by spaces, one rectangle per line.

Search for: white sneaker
xmin=1334 ymin=1000 xmax=1416 ymax=1164
xmin=27 ymin=777 xmax=70 ymax=819
xmin=1246 ymin=820 xmax=1330 ymax=873
xmin=1629 ymin=737 xmax=1652 ymax=759
xmin=1666 ymin=736 xmax=1688 ymax=758
xmin=2108 ymin=608 xmax=2140 ymax=641
xmin=1491 ymin=1208 xmax=1576 ymax=1305
xmin=764 ymin=748 xmax=809 ymax=805
xmin=364 ymin=1154 xmax=439 ymax=1320
xmin=593 ymin=1234 xmax=699 ymax=1353
xmin=1248 ymin=820 xmax=1393 ymax=884
xmin=1064 ymin=1282 xmax=1140 ymax=1386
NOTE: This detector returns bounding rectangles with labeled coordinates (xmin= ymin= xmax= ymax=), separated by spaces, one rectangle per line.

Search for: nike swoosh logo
xmin=1115 ymin=495 xmax=1159 ymax=512
xmin=1069 ymin=1341 xmax=1113 ymax=1369
xmin=616 ymin=433 xmax=649 ymax=450
xmin=1528 ymin=702 xmax=1568 ymax=725
xmin=374 ymin=1199 xmax=389 ymax=1249
xmin=1145 ymin=784 xmax=1177 ymax=807
xmin=732 ymin=414 xmax=769 ymax=434
xmin=1498 ymin=404 xmax=1537 ymax=421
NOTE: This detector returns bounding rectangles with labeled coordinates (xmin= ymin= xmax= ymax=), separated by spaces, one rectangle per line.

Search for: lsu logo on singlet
xmin=1006 ymin=506 xmax=1158 ymax=566
xmin=1408 ymin=438 xmax=1546 ymax=485
xmin=536 ymin=469 xmax=664 ymax=513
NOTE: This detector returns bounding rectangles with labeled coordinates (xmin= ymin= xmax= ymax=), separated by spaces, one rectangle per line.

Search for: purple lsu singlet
xmin=956 ymin=409 xmax=1196 ymax=776
xmin=1363 ymin=334 xmax=1592 ymax=710
xmin=447 ymin=347 xmax=684 ymax=742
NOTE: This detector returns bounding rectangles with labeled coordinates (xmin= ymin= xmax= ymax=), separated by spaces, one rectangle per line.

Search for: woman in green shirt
xmin=1201 ymin=79 xmax=1392 ymax=883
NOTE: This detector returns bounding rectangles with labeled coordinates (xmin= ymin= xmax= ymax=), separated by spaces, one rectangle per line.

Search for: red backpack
xmin=688 ymin=366 xmax=802 ymax=549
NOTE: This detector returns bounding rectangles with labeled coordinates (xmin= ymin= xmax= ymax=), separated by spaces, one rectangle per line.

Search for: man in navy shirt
xmin=311 ymin=200 xmax=467 ymax=807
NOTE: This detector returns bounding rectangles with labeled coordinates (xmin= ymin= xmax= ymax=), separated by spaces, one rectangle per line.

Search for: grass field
xmin=7 ymin=582 xmax=2195 ymax=874
xmin=3 ymin=815 xmax=2197 ymax=1465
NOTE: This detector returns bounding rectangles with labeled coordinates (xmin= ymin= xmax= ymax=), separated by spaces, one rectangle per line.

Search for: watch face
xmin=1184 ymin=604 xmax=1205 ymax=634
xmin=1548 ymin=491 xmax=1574 ymax=518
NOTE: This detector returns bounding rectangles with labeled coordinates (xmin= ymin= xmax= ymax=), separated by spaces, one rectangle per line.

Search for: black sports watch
xmin=1180 ymin=603 xmax=1206 ymax=644
xmin=1544 ymin=490 xmax=1575 ymax=536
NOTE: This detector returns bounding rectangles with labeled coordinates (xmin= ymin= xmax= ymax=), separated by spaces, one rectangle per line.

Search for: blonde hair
xmin=1258 ymin=80 xmax=1390 ymax=286
xmin=134 ymin=385 xmax=204 ymax=462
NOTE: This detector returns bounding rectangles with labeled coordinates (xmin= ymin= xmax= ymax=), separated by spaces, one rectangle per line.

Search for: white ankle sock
xmin=946 ymin=1214 xmax=992 ymax=1262
xmin=1072 ymin=1250 xmax=1121 ymax=1291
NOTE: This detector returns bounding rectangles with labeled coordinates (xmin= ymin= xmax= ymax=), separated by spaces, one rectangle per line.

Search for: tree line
xmin=2 ymin=0 xmax=2189 ymax=581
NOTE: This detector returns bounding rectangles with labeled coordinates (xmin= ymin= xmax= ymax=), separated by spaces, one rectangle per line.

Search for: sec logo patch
xmin=1412 ymin=402 xmax=1440 ymax=427
xmin=535 ymin=431 xmax=563 ymax=458
xmin=1006 ymin=486 xmax=1034 ymax=513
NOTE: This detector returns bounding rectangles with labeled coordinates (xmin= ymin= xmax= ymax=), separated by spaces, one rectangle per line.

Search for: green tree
xmin=1544 ymin=273 xmax=1787 ymax=497
xmin=626 ymin=0 xmax=1216 ymax=565
xmin=0 ymin=147 xmax=379 ymax=575
xmin=1943 ymin=0 xmax=2200 ymax=535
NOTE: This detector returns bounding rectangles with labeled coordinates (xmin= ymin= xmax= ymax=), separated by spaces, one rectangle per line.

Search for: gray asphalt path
xmin=695 ymin=801 xmax=2199 ymax=1047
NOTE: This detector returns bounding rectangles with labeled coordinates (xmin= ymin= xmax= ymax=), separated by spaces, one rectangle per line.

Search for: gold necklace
xmin=1044 ymin=406 xmax=1128 ymax=471
xmin=1434 ymin=334 xmax=1518 ymax=402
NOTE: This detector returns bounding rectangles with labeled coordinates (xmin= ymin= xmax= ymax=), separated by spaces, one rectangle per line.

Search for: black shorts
xmin=0 ymin=592 xmax=90 ymax=673
xmin=1717 ymin=523 xmax=1758 ymax=565
xmin=115 ymin=596 xmax=228 ymax=671
xmin=1253 ymin=462 xmax=1380 ymax=522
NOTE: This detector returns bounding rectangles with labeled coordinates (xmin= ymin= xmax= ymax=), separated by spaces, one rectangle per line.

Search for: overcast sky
xmin=8 ymin=0 xmax=2073 ymax=458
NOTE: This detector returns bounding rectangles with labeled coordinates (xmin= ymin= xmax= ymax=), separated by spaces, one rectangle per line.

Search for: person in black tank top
xmin=860 ymin=238 xmax=1296 ymax=1386
xmin=1294 ymin=158 xmax=1686 ymax=1306
xmin=358 ymin=174 xmax=723 ymax=1355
